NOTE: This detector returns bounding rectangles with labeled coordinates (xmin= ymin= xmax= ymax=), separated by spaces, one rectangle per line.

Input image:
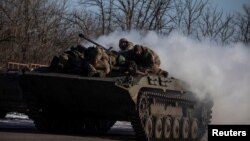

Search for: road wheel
xmin=163 ymin=116 xmax=172 ymax=139
xmin=191 ymin=119 xmax=198 ymax=139
xmin=182 ymin=118 xmax=189 ymax=139
xmin=145 ymin=117 xmax=153 ymax=139
xmin=154 ymin=117 xmax=163 ymax=139
xmin=138 ymin=95 xmax=149 ymax=123
xmin=172 ymin=118 xmax=180 ymax=139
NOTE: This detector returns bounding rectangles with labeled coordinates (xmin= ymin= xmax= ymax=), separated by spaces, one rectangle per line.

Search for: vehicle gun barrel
xmin=79 ymin=34 xmax=112 ymax=51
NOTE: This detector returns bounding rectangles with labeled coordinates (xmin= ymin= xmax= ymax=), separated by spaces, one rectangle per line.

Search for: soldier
xmin=63 ymin=45 xmax=86 ymax=72
xmin=133 ymin=45 xmax=155 ymax=72
xmin=49 ymin=44 xmax=86 ymax=73
xmin=122 ymin=44 xmax=165 ymax=75
xmin=143 ymin=46 xmax=161 ymax=73
xmin=134 ymin=45 xmax=168 ymax=76
xmin=83 ymin=46 xmax=111 ymax=77
xmin=119 ymin=38 xmax=134 ymax=52
xmin=94 ymin=47 xmax=110 ymax=74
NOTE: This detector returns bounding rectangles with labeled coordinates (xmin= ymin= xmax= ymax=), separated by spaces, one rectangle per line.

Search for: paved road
xmin=0 ymin=113 xmax=207 ymax=141
xmin=0 ymin=118 xmax=136 ymax=141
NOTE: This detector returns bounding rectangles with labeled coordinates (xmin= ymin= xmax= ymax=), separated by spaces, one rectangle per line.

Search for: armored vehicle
xmin=20 ymin=67 xmax=213 ymax=141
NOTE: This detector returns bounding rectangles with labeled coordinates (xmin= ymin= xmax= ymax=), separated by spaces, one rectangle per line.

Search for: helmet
xmin=119 ymin=38 xmax=128 ymax=43
xmin=119 ymin=38 xmax=133 ymax=51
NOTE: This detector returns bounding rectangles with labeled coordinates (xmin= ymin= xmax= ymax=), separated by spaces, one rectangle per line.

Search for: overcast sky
xmin=210 ymin=0 xmax=249 ymax=14
xmin=72 ymin=0 xmax=250 ymax=15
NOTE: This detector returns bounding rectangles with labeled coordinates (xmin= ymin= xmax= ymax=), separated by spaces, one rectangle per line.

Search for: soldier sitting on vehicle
xmin=83 ymin=46 xmax=111 ymax=77
xmin=121 ymin=44 xmax=168 ymax=76
xmin=118 ymin=38 xmax=164 ymax=74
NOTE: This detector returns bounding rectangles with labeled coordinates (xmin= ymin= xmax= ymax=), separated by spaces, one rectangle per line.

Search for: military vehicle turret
xmin=20 ymin=66 xmax=213 ymax=141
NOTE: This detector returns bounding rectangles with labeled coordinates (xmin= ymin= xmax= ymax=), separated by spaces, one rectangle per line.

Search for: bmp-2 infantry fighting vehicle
xmin=20 ymin=36 xmax=213 ymax=141
xmin=21 ymin=70 xmax=213 ymax=141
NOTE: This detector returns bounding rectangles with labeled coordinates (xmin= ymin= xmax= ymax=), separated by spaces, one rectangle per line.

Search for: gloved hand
xmin=127 ymin=61 xmax=137 ymax=74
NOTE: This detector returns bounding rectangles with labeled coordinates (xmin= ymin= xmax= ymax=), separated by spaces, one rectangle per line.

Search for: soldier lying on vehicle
xmin=49 ymin=44 xmax=86 ymax=74
xmin=49 ymin=45 xmax=112 ymax=77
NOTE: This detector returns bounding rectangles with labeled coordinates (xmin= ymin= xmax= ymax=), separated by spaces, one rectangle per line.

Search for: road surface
xmin=0 ymin=113 xmax=207 ymax=141
xmin=0 ymin=114 xmax=135 ymax=141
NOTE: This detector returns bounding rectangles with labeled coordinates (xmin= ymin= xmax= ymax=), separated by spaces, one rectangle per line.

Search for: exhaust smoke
xmin=93 ymin=30 xmax=250 ymax=124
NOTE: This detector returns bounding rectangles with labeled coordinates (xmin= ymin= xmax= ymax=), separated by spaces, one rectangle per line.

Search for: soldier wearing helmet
xmin=121 ymin=44 xmax=163 ymax=75
xmin=49 ymin=44 xmax=86 ymax=73
xmin=119 ymin=38 xmax=134 ymax=52
xmin=83 ymin=46 xmax=111 ymax=77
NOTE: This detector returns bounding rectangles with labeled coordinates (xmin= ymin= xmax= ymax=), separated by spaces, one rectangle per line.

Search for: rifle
xmin=78 ymin=34 xmax=112 ymax=52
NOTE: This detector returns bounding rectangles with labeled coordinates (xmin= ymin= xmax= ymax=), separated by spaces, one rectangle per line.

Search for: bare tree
xmin=197 ymin=6 xmax=235 ymax=44
xmin=183 ymin=0 xmax=208 ymax=36
xmin=235 ymin=4 xmax=250 ymax=45
xmin=0 ymin=0 xmax=72 ymax=65
xmin=1 ymin=0 xmax=249 ymax=67
xmin=63 ymin=9 xmax=100 ymax=37
xmin=172 ymin=0 xmax=186 ymax=30
xmin=80 ymin=0 xmax=115 ymax=35
xmin=112 ymin=0 xmax=140 ymax=30
xmin=169 ymin=0 xmax=208 ymax=36
xmin=197 ymin=7 xmax=223 ymax=39
xmin=147 ymin=0 xmax=172 ymax=32
xmin=218 ymin=14 xmax=235 ymax=44
xmin=112 ymin=0 xmax=173 ymax=33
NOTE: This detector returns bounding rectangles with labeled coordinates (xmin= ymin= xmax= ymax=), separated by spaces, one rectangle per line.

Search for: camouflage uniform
xmin=95 ymin=47 xmax=110 ymax=74
xmin=143 ymin=46 xmax=161 ymax=73
xmin=121 ymin=45 xmax=162 ymax=74
xmin=63 ymin=46 xmax=85 ymax=72
xmin=84 ymin=46 xmax=110 ymax=77
xmin=49 ymin=45 xmax=86 ymax=73
xmin=108 ymin=50 xmax=119 ymax=67
xmin=134 ymin=46 xmax=168 ymax=76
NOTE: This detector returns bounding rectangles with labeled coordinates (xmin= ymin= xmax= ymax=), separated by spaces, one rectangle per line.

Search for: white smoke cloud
xmin=94 ymin=30 xmax=250 ymax=124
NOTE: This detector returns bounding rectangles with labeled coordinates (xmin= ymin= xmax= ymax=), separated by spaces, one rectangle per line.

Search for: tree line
xmin=0 ymin=0 xmax=249 ymax=67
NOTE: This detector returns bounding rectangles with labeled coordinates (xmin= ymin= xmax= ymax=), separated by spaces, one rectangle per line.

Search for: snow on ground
xmin=112 ymin=121 xmax=132 ymax=129
xmin=2 ymin=113 xmax=132 ymax=130
xmin=5 ymin=112 xmax=29 ymax=120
